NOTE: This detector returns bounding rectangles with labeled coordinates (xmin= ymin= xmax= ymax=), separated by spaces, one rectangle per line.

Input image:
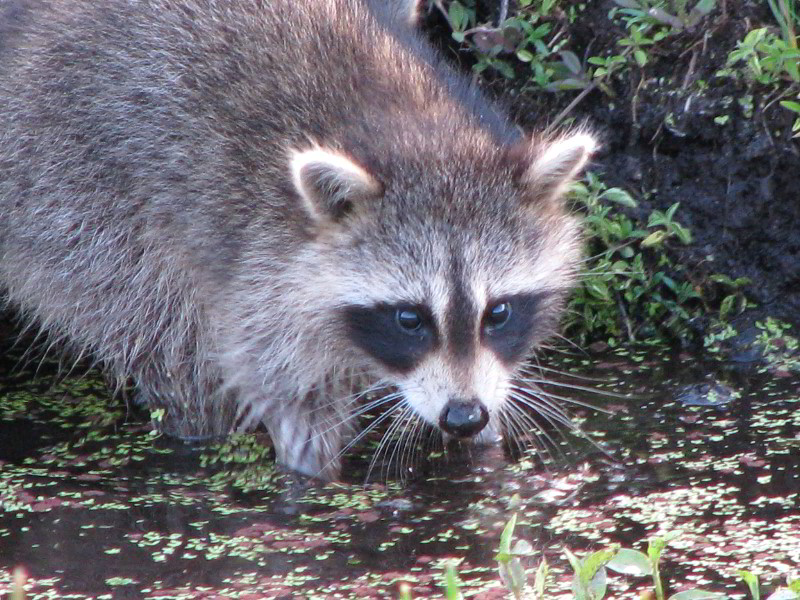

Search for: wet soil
xmin=1 ymin=321 xmax=798 ymax=598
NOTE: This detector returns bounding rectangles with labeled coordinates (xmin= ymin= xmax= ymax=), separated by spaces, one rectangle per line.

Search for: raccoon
xmin=0 ymin=0 xmax=595 ymax=480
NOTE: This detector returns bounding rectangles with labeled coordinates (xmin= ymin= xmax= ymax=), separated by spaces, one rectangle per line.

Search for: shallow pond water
xmin=0 ymin=323 xmax=798 ymax=599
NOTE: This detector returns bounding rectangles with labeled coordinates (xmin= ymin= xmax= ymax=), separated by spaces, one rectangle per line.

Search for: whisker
xmin=515 ymin=377 xmax=627 ymax=402
xmin=384 ymin=406 xmax=419 ymax=481
xmin=309 ymin=390 xmax=404 ymax=441
xmin=510 ymin=382 xmax=608 ymax=414
xmin=550 ymin=333 xmax=588 ymax=354
xmin=502 ymin=401 xmax=561 ymax=461
xmin=319 ymin=403 xmax=401 ymax=478
xmin=518 ymin=362 xmax=610 ymax=383
xmin=368 ymin=403 xmax=414 ymax=482
xmin=507 ymin=389 xmax=577 ymax=429
xmin=577 ymin=241 xmax=638 ymax=264
xmin=507 ymin=388 xmax=614 ymax=461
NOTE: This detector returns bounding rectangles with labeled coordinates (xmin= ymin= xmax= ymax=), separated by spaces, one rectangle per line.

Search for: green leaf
xmin=533 ymin=559 xmax=549 ymax=598
xmin=648 ymin=210 xmax=666 ymax=226
xmin=611 ymin=260 xmax=630 ymax=273
xmin=739 ymin=570 xmax=760 ymax=600
xmin=510 ymin=558 xmax=527 ymax=595
xmin=493 ymin=60 xmax=516 ymax=79
xmin=719 ymin=294 xmax=737 ymax=320
xmin=586 ymin=280 xmax=611 ymax=301
xmin=647 ymin=532 xmax=680 ymax=564
xmin=517 ymin=48 xmax=534 ymax=62
xmin=564 ymin=547 xmax=582 ymax=576
xmin=560 ymin=50 xmax=583 ymax=74
xmin=607 ymin=221 xmax=623 ymax=238
xmin=614 ymin=0 xmax=645 ymax=9
xmin=780 ymin=101 xmax=800 ymax=115
xmin=541 ymin=0 xmax=558 ymax=14
xmin=672 ymin=223 xmax=693 ymax=244
xmin=691 ymin=0 xmax=716 ymax=16
xmin=634 ymin=49 xmax=648 ymax=67
xmin=647 ymin=537 xmax=667 ymax=564
xmin=546 ymin=78 xmax=591 ymax=91
xmin=765 ymin=590 xmax=800 ymax=600
xmin=742 ymin=28 xmax=768 ymax=48
xmin=601 ymin=187 xmax=638 ymax=207
xmin=709 ymin=274 xmax=750 ymax=287
xmin=448 ymin=2 xmax=468 ymax=31
xmin=445 ymin=562 xmax=461 ymax=600
xmin=665 ymin=201 xmax=680 ymax=221
xmin=668 ymin=591 xmax=727 ymax=600
xmin=586 ymin=567 xmax=608 ymax=599
xmin=497 ymin=513 xmax=517 ymax=558
xmin=641 ymin=231 xmax=668 ymax=247
xmin=582 ymin=547 xmax=618 ymax=582
xmin=661 ymin=274 xmax=678 ymax=293
xmin=606 ymin=549 xmax=652 ymax=576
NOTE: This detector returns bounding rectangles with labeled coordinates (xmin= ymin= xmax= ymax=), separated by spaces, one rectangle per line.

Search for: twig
xmin=615 ymin=290 xmax=635 ymax=342
xmin=498 ymin=0 xmax=509 ymax=25
xmin=545 ymin=81 xmax=598 ymax=134
xmin=681 ymin=50 xmax=697 ymax=90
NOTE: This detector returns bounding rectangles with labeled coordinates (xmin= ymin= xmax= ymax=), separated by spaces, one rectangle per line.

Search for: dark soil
xmin=435 ymin=0 xmax=800 ymax=327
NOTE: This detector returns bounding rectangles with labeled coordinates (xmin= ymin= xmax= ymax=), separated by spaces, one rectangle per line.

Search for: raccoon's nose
xmin=439 ymin=399 xmax=489 ymax=438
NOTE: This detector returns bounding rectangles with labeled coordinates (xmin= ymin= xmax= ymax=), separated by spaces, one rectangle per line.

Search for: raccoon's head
xmin=290 ymin=131 xmax=595 ymax=445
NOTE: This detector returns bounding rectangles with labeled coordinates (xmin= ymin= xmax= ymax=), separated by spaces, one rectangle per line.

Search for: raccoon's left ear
xmin=515 ymin=132 xmax=597 ymax=205
xmin=290 ymin=147 xmax=384 ymax=224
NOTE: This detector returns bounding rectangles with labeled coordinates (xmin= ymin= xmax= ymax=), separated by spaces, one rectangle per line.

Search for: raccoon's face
xmin=290 ymin=133 xmax=594 ymax=441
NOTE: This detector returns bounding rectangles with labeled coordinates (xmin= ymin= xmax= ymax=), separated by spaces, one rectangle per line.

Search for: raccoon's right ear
xmin=513 ymin=132 xmax=597 ymax=206
xmin=380 ymin=0 xmax=424 ymax=27
xmin=394 ymin=0 xmax=424 ymax=26
xmin=290 ymin=147 xmax=384 ymax=224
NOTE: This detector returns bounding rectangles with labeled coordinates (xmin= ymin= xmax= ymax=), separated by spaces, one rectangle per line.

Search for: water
xmin=1 ymin=322 xmax=798 ymax=599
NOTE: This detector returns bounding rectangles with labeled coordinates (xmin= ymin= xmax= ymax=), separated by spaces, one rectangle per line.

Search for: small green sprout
xmin=495 ymin=513 xmax=530 ymax=599
xmin=613 ymin=0 xmax=716 ymax=31
xmin=565 ymin=545 xmax=618 ymax=600
xmin=604 ymin=534 xmax=725 ymax=600
xmin=398 ymin=582 xmax=413 ymax=600
xmin=12 ymin=567 xmax=27 ymax=600
xmin=444 ymin=561 xmax=462 ymax=600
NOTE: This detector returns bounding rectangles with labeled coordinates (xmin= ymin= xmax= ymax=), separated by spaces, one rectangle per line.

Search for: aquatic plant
xmin=417 ymin=517 xmax=800 ymax=599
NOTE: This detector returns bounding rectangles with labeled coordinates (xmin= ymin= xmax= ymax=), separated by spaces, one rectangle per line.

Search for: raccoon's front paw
xmin=281 ymin=452 xmax=342 ymax=482
xmin=270 ymin=420 xmax=343 ymax=481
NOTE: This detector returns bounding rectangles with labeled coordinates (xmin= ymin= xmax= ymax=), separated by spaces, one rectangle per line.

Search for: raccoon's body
xmin=0 ymin=0 xmax=595 ymax=479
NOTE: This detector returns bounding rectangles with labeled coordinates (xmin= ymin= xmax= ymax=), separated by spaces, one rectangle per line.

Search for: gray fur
xmin=0 ymin=0 xmax=594 ymax=479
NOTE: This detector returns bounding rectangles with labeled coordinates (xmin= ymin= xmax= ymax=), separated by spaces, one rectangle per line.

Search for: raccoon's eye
xmin=396 ymin=308 xmax=423 ymax=332
xmin=485 ymin=301 xmax=512 ymax=329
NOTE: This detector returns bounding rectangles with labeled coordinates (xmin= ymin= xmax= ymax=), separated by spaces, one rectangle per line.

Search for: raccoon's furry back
xmin=0 ymin=0 xmax=595 ymax=479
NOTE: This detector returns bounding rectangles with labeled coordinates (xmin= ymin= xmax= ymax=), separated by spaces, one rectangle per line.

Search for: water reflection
xmin=1 ymin=318 xmax=797 ymax=598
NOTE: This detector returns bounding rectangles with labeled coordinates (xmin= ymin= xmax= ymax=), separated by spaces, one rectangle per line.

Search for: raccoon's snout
xmin=439 ymin=398 xmax=489 ymax=438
